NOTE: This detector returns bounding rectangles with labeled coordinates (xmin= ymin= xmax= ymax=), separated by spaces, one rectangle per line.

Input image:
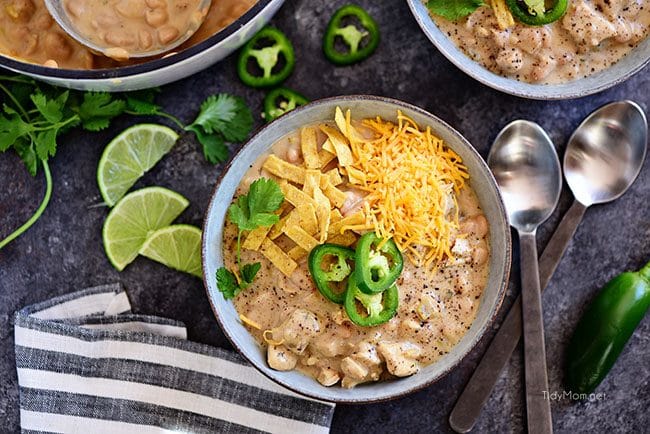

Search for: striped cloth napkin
xmin=14 ymin=283 xmax=335 ymax=433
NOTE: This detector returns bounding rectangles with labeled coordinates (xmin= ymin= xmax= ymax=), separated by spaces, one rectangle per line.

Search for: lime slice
xmin=98 ymin=124 xmax=179 ymax=207
xmin=139 ymin=225 xmax=203 ymax=278
xmin=103 ymin=187 xmax=189 ymax=271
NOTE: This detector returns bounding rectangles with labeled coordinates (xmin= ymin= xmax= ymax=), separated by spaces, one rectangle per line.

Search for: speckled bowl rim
xmin=406 ymin=0 xmax=650 ymax=100
xmin=201 ymin=95 xmax=512 ymax=404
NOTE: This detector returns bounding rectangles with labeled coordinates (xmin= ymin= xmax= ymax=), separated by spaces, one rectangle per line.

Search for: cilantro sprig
xmin=0 ymin=74 xmax=254 ymax=250
xmin=216 ymin=178 xmax=284 ymax=300
xmin=427 ymin=0 xmax=485 ymax=21
xmin=185 ymin=94 xmax=253 ymax=164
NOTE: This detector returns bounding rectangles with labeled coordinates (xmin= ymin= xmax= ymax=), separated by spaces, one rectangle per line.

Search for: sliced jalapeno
xmin=345 ymin=279 xmax=398 ymax=327
xmin=237 ymin=27 xmax=295 ymax=88
xmin=308 ymin=244 xmax=356 ymax=304
xmin=355 ymin=232 xmax=403 ymax=294
xmin=263 ymin=87 xmax=309 ymax=122
xmin=506 ymin=0 xmax=568 ymax=26
xmin=323 ymin=5 xmax=380 ymax=66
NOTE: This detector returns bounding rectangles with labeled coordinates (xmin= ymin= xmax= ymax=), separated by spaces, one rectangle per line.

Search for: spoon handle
xmin=449 ymin=200 xmax=586 ymax=433
xmin=519 ymin=232 xmax=552 ymax=434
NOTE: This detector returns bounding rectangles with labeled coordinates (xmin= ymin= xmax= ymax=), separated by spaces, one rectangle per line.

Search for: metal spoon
xmin=449 ymin=101 xmax=648 ymax=433
xmin=488 ymin=120 xmax=561 ymax=434
xmin=44 ymin=0 xmax=211 ymax=59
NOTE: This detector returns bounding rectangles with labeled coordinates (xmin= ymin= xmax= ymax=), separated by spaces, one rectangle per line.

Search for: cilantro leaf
xmin=427 ymin=0 xmax=484 ymax=21
xmin=241 ymin=262 xmax=261 ymax=287
xmin=248 ymin=177 xmax=285 ymax=216
xmin=0 ymin=112 xmax=33 ymax=152
xmin=219 ymin=101 xmax=253 ymax=143
xmin=126 ymin=96 xmax=162 ymax=115
xmin=216 ymin=267 xmax=240 ymax=299
xmin=188 ymin=125 xmax=229 ymax=164
xmin=31 ymin=92 xmax=64 ymax=123
xmin=228 ymin=178 xmax=283 ymax=231
xmin=228 ymin=196 xmax=249 ymax=230
xmin=13 ymin=137 xmax=37 ymax=176
xmin=184 ymin=93 xmax=253 ymax=164
xmin=34 ymin=129 xmax=58 ymax=160
xmin=77 ymin=92 xmax=126 ymax=131
xmin=191 ymin=94 xmax=238 ymax=134
xmin=219 ymin=178 xmax=284 ymax=298
xmin=189 ymin=94 xmax=253 ymax=138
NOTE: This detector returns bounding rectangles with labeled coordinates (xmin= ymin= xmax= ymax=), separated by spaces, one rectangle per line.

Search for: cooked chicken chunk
xmin=271 ymin=309 xmax=321 ymax=355
xmin=377 ymin=342 xmax=422 ymax=377
xmin=317 ymin=367 xmax=340 ymax=387
xmin=267 ymin=345 xmax=298 ymax=371
xmin=562 ymin=1 xmax=618 ymax=48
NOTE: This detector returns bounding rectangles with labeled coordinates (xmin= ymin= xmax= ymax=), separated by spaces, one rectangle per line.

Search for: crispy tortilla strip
xmin=301 ymin=127 xmax=320 ymax=169
xmin=344 ymin=166 xmax=366 ymax=185
xmin=280 ymin=181 xmax=318 ymax=209
xmin=260 ymin=238 xmax=298 ymax=277
xmin=491 ymin=0 xmax=515 ymax=30
xmin=330 ymin=208 xmax=343 ymax=224
xmin=320 ymin=125 xmax=354 ymax=167
xmin=242 ymin=226 xmax=272 ymax=251
xmin=266 ymin=202 xmax=292 ymax=240
xmin=335 ymin=107 xmax=348 ymax=138
xmin=303 ymin=169 xmax=321 ymax=197
xmin=329 ymin=231 xmax=358 ymax=247
xmin=288 ymin=245 xmax=307 ymax=261
xmin=336 ymin=107 xmax=366 ymax=147
xmin=322 ymin=139 xmax=335 ymax=154
xmin=328 ymin=211 xmax=365 ymax=236
xmin=319 ymin=148 xmax=336 ymax=168
xmin=284 ymin=225 xmax=320 ymax=252
xmin=321 ymin=178 xmax=347 ymax=208
xmin=322 ymin=168 xmax=343 ymax=186
xmin=263 ymin=155 xmax=305 ymax=184
xmin=269 ymin=210 xmax=293 ymax=240
xmin=313 ymin=187 xmax=331 ymax=243
xmin=297 ymin=203 xmax=318 ymax=235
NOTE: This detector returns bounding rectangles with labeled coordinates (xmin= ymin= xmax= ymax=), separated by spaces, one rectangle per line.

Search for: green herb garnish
xmin=427 ymin=0 xmax=485 ymax=21
xmin=216 ymin=178 xmax=284 ymax=299
xmin=185 ymin=94 xmax=253 ymax=164
xmin=0 ymin=75 xmax=254 ymax=250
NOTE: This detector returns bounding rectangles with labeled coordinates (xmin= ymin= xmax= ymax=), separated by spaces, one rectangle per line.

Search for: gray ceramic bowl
xmin=202 ymin=96 xmax=512 ymax=403
xmin=0 ymin=0 xmax=285 ymax=92
xmin=406 ymin=0 xmax=650 ymax=100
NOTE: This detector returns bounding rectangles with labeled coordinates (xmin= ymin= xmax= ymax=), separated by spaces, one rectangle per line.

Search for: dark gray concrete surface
xmin=1 ymin=1 xmax=648 ymax=432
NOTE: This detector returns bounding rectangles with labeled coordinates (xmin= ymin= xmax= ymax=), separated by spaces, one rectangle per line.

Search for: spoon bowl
xmin=45 ymin=0 xmax=212 ymax=59
xmin=565 ymin=100 xmax=648 ymax=206
xmin=488 ymin=120 xmax=563 ymax=233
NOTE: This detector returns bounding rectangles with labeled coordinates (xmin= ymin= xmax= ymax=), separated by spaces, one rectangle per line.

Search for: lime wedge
xmin=102 ymin=187 xmax=189 ymax=271
xmin=98 ymin=124 xmax=179 ymax=206
xmin=139 ymin=225 xmax=203 ymax=278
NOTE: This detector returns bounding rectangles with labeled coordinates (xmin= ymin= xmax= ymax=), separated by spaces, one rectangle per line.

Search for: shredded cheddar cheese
xmin=263 ymin=329 xmax=285 ymax=346
xmin=338 ymin=108 xmax=469 ymax=268
xmin=239 ymin=313 xmax=262 ymax=330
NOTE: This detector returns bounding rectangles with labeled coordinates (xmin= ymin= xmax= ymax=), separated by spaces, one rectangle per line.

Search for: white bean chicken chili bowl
xmin=406 ymin=0 xmax=650 ymax=100
xmin=202 ymin=96 xmax=511 ymax=403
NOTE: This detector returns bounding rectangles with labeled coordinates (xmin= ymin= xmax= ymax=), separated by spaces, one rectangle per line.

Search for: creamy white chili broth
xmin=62 ymin=0 xmax=207 ymax=60
xmin=223 ymin=115 xmax=491 ymax=389
xmin=0 ymin=0 xmax=256 ymax=69
xmin=431 ymin=0 xmax=650 ymax=84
